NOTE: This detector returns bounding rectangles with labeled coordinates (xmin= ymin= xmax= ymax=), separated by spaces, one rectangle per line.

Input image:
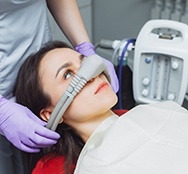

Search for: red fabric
xmin=32 ymin=155 xmax=74 ymax=174
xmin=113 ymin=109 xmax=128 ymax=116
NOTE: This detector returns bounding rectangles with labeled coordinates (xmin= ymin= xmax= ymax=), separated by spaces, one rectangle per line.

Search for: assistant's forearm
xmin=46 ymin=0 xmax=90 ymax=46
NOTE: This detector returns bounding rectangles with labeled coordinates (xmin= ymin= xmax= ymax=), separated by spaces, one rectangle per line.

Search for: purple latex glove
xmin=0 ymin=96 xmax=60 ymax=153
xmin=75 ymin=42 xmax=119 ymax=93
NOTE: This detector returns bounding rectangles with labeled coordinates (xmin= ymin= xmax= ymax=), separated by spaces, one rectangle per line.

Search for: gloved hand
xmin=0 ymin=96 xmax=60 ymax=153
xmin=75 ymin=42 xmax=119 ymax=93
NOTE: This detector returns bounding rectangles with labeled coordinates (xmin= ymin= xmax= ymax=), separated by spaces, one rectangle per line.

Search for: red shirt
xmin=32 ymin=155 xmax=75 ymax=174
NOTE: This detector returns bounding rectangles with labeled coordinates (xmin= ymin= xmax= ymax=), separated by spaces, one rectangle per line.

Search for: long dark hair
xmin=13 ymin=41 xmax=85 ymax=174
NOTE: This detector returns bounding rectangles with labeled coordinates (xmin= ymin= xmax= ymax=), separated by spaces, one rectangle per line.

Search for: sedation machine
xmin=47 ymin=19 xmax=188 ymax=131
xmin=95 ymin=19 xmax=188 ymax=108
xmin=134 ymin=19 xmax=188 ymax=105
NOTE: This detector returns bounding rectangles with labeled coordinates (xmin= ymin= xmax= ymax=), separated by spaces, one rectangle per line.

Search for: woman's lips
xmin=94 ymin=82 xmax=108 ymax=94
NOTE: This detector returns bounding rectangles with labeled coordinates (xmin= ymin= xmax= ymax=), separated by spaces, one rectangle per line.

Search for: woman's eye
xmin=64 ymin=70 xmax=74 ymax=79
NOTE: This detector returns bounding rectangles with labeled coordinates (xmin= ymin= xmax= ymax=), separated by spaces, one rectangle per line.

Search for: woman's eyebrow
xmin=55 ymin=62 xmax=71 ymax=78
xmin=55 ymin=54 xmax=85 ymax=78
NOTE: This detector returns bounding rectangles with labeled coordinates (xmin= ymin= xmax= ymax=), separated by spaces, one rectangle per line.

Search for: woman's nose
xmin=88 ymin=74 xmax=103 ymax=83
xmin=88 ymin=78 xmax=95 ymax=82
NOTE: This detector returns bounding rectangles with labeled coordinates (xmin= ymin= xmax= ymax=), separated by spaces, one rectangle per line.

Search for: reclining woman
xmin=14 ymin=41 xmax=188 ymax=174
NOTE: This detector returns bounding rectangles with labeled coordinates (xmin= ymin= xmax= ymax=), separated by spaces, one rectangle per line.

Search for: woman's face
xmin=39 ymin=48 xmax=117 ymax=128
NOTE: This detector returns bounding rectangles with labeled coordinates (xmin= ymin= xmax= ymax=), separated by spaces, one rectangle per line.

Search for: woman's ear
xmin=40 ymin=108 xmax=52 ymax=122
xmin=40 ymin=107 xmax=64 ymax=123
